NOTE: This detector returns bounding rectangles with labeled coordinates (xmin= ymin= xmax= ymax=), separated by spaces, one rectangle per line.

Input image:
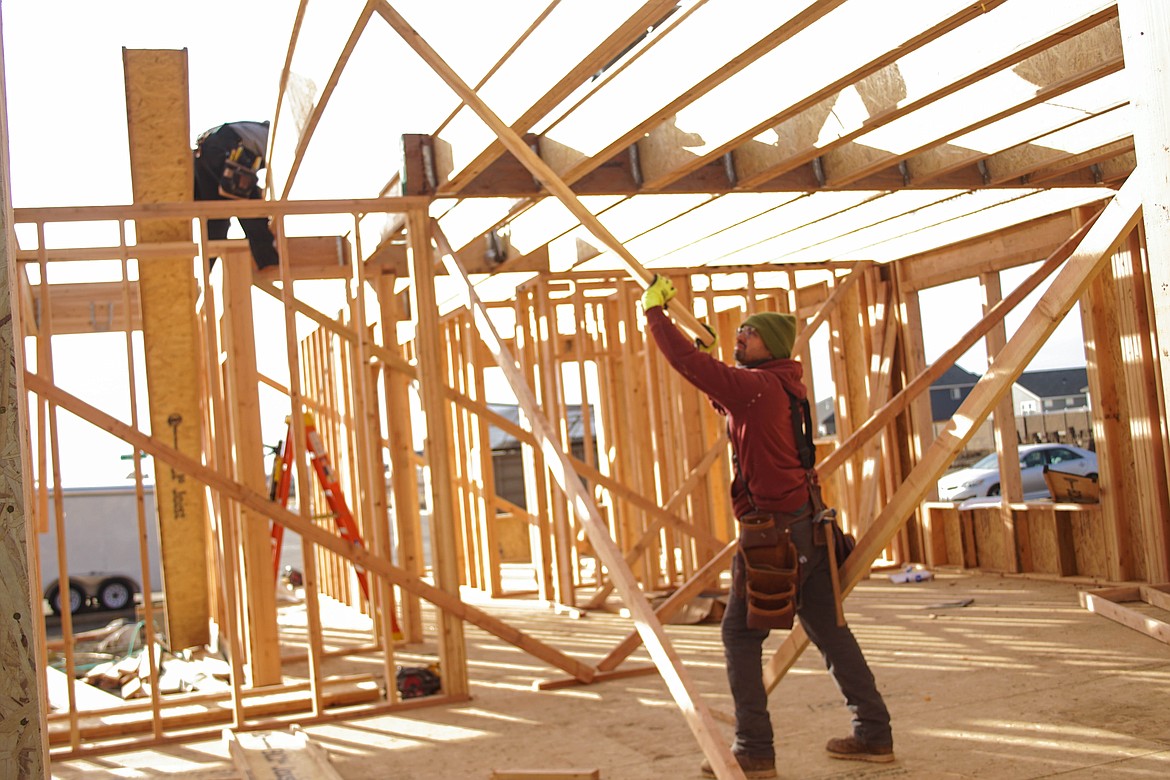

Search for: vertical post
xmin=981 ymin=271 xmax=1021 ymax=572
xmin=122 ymin=48 xmax=211 ymax=650
xmin=406 ymin=209 xmax=468 ymax=695
xmin=0 ymin=5 xmax=47 ymax=769
xmin=220 ymin=249 xmax=281 ymax=685
xmin=377 ymin=275 xmax=424 ymax=640
xmin=833 ymin=276 xmax=869 ymax=531
xmin=1080 ymin=234 xmax=1138 ymax=582
xmin=1118 ymin=0 xmax=1170 ymax=580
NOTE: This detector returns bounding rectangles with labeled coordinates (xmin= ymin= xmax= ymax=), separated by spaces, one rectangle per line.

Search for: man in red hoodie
xmin=640 ymin=275 xmax=893 ymax=779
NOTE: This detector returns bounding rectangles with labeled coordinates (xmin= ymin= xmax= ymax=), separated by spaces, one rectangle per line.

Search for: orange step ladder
xmin=269 ymin=412 xmax=401 ymax=639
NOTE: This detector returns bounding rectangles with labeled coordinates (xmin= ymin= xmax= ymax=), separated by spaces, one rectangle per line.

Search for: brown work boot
xmin=699 ymin=752 xmax=777 ymax=778
xmin=825 ymin=735 xmax=895 ymax=763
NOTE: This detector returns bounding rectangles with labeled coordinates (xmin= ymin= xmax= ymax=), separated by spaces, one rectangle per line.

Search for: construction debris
xmin=224 ymin=726 xmax=343 ymax=780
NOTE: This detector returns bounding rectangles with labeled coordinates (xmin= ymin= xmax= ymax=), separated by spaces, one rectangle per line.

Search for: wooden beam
xmin=1119 ymin=0 xmax=1170 ymax=585
xmin=221 ymin=247 xmax=282 ymax=686
xmin=13 ymin=195 xmax=431 ymax=224
xmin=982 ymin=270 xmax=1021 ymax=572
xmin=122 ymin=48 xmax=210 ymax=651
xmin=26 ymin=281 xmax=142 ymax=335
xmin=407 ymin=208 xmax=471 ymax=695
xmin=900 ymin=211 xmax=1078 ymax=292
xmin=1113 ymin=230 xmax=1170 ymax=581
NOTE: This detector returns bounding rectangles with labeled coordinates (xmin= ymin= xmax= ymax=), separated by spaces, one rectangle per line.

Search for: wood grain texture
xmin=123 ymin=48 xmax=210 ymax=650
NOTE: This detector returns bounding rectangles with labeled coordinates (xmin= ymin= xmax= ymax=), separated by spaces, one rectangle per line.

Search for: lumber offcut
xmin=225 ymin=726 xmax=344 ymax=780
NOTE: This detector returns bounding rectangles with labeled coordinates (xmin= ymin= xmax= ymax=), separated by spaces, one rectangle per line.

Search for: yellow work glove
xmin=641 ymin=274 xmax=677 ymax=310
xmin=694 ymin=322 xmax=717 ymax=354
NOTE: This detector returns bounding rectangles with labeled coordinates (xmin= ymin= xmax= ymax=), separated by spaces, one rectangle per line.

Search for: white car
xmin=937 ymin=443 xmax=1098 ymax=502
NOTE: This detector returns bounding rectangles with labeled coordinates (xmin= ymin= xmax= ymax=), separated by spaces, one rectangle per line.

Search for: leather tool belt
xmin=736 ymin=506 xmax=810 ymax=630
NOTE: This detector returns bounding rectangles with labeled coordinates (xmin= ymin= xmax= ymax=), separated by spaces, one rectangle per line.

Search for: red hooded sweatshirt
xmin=646 ymin=307 xmax=810 ymax=517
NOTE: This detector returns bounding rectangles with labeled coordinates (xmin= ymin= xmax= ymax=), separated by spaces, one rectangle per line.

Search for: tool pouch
xmin=218 ymin=143 xmax=261 ymax=199
xmin=737 ymin=511 xmax=801 ymax=630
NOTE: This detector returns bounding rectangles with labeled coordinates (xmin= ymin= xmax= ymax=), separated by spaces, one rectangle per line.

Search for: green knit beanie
xmin=741 ymin=311 xmax=797 ymax=360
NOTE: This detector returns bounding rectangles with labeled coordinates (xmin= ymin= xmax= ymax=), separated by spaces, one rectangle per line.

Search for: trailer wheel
xmin=98 ymin=578 xmax=135 ymax=611
xmin=46 ymin=581 xmax=85 ymax=615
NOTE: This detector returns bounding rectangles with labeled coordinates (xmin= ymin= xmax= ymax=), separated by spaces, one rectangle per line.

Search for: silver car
xmin=937 ymin=443 xmax=1098 ymax=501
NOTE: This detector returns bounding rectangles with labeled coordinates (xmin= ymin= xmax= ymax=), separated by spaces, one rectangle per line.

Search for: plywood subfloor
xmin=50 ymin=571 xmax=1170 ymax=779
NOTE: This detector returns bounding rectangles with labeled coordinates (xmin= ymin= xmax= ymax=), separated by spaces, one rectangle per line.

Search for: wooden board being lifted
xmin=225 ymin=726 xmax=343 ymax=780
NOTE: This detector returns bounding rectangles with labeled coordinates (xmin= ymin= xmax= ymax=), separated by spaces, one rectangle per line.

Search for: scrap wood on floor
xmin=1080 ymin=583 xmax=1170 ymax=646
xmin=224 ymin=726 xmax=343 ymax=780
xmin=490 ymin=771 xmax=601 ymax=780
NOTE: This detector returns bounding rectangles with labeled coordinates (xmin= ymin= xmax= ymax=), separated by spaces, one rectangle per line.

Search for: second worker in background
xmin=193 ymin=120 xmax=280 ymax=270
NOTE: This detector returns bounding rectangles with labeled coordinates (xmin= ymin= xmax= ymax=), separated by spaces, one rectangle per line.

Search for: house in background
xmin=1011 ymin=367 xmax=1090 ymax=416
xmin=817 ymin=365 xmax=1092 ymax=459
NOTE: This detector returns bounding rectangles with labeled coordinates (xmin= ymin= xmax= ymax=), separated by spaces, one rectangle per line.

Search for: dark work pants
xmin=722 ymin=516 xmax=892 ymax=759
xmin=193 ymin=128 xmax=279 ymax=269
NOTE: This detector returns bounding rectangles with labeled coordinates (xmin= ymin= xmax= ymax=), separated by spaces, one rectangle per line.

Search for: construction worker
xmin=639 ymin=275 xmax=893 ymax=779
xmin=193 ymin=120 xmax=279 ymax=269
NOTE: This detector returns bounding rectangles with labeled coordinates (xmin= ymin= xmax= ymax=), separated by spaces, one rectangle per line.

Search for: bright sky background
xmin=3 ymin=1 xmax=1089 ymax=487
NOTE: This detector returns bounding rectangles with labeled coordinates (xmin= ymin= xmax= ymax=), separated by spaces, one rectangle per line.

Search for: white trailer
xmin=37 ymin=486 xmax=161 ymax=614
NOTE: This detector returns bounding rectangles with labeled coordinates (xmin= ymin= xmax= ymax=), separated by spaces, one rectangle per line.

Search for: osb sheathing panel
xmin=123 ymin=48 xmax=209 ymax=650
xmin=1 ymin=111 xmax=46 ymax=776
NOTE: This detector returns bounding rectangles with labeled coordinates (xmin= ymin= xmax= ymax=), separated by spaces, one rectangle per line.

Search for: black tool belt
xmin=736 ymin=505 xmax=811 ymax=630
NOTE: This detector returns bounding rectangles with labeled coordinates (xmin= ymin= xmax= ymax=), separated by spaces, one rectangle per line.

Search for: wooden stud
xmin=407 ymin=209 xmax=470 ymax=695
xmin=1113 ymin=229 xmax=1170 ymax=582
xmin=1118 ymin=0 xmax=1170 ymax=582
xmin=981 ymin=270 xmax=1021 ymax=572
xmin=1081 ymin=237 xmax=1137 ymax=581
xmin=379 ymin=277 xmax=425 ymax=640
xmin=221 ymin=247 xmax=282 ymax=685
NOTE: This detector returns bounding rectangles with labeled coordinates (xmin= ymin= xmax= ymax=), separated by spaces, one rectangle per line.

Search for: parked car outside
xmin=937 ymin=443 xmax=1098 ymax=502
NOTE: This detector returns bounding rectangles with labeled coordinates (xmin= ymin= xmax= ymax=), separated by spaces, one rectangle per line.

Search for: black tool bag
xmin=218 ymin=143 xmax=262 ymax=199
xmin=397 ymin=665 xmax=442 ymax=699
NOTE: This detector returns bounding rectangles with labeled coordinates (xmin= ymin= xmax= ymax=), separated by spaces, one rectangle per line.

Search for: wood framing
xmin=10 ymin=2 xmax=1170 ymax=772
xmin=1079 ymin=584 xmax=1170 ymax=646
